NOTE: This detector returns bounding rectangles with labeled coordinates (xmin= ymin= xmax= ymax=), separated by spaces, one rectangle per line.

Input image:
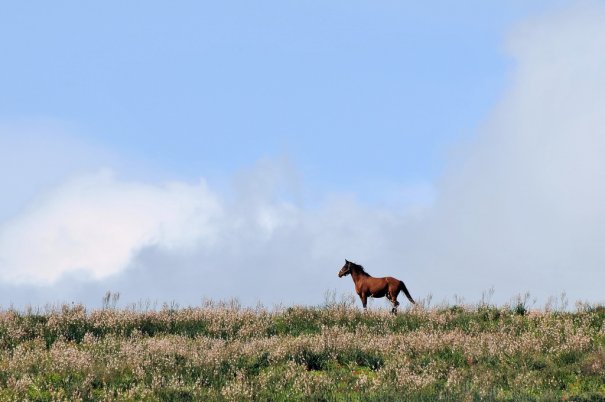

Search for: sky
xmin=1 ymin=0 xmax=604 ymax=309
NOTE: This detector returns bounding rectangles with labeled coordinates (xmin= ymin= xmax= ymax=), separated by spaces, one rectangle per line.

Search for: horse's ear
xmin=345 ymin=259 xmax=349 ymax=263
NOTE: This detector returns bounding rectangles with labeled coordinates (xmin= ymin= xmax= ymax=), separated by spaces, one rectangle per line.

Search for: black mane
xmin=350 ymin=261 xmax=370 ymax=276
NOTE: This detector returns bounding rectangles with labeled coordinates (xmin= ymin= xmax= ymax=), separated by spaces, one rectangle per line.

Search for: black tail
xmin=399 ymin=280 xmax=415 ymax=304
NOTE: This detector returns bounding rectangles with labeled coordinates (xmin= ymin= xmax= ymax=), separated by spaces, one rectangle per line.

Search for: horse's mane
xmin=350 ymin=261 xmax=370 ymax=276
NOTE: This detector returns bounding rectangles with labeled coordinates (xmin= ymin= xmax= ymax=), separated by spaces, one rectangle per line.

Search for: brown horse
xmin=338 ymin=259 xmax=415 ymax=314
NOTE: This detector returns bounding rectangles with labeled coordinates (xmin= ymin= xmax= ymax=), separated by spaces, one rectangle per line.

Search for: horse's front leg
xmin=359 ymin=293 xmax=368 ymax=311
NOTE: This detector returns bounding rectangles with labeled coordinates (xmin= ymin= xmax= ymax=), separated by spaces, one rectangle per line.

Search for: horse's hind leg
xmin=391 ymin=297 xmax=400 ymax=315
xmin=389 ymin=284 xmax=402 ymax=314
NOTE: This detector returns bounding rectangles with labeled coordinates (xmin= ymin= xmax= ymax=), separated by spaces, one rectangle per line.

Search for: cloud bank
xmin=0 ymin=161 xmax=418 ymax=306
xmin=0 ymin=170 xmax=222 ymax=283
xmin=1 ymin=3 xmax=605 ymax=307
xmin=412 ymin=2 xmax=605 ymax=303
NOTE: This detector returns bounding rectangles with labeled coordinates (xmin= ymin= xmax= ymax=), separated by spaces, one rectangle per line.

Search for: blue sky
xmin=3 ymin=1 xmax=605 ymax=308
xmin=1 ymin=2 xmax=550 ymax=187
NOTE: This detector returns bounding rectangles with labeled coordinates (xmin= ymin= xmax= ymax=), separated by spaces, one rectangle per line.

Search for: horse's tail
xmin=399 ymin=280 xmax=415 ymax=304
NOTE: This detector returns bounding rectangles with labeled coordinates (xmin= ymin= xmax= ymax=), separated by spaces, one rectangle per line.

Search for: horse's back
xmin=384 ymin=276 xmax=401 ymax=285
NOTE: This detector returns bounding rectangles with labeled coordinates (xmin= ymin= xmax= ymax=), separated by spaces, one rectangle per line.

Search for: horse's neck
xmin=350 ymin=269 xmax=369 ymax=283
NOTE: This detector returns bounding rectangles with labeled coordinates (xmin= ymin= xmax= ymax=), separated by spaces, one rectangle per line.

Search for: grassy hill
xmin=0 ymin=298 xmax=604 ymax=401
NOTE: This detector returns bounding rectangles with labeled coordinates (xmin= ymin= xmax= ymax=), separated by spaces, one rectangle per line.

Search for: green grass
xmin=0 ymin=301 xmax=604 ymax=401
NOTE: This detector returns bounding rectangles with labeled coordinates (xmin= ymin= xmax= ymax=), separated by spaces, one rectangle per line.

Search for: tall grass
xmin=0 ymin=298 xmax=603 ymax=401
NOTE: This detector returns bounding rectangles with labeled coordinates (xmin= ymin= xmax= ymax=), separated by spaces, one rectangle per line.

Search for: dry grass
xmin=0 ymin=299 xmax=604 ymax=401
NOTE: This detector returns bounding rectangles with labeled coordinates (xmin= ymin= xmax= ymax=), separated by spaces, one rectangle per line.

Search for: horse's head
xmin=338 ymin=259 xmax=352 ymax=277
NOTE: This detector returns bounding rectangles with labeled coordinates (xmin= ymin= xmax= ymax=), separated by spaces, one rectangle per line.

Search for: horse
xmin=338 ymin=259 xmax=415 ymax=314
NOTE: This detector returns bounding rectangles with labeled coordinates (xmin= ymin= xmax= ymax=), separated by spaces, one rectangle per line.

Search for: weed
xmin=0 ymin=301 xmax=603 ymax=400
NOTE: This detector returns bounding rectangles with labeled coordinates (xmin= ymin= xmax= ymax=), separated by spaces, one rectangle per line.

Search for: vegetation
xmin=0 ymin=295 xmax=604 ymax=401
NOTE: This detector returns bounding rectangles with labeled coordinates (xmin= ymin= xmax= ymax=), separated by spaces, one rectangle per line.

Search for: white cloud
xmin=408 ymin=2 xmax=605 ymax=303
xmin=0 ymin=170 xmax=222 ymax=283
xmin=0 ymin=159 xmax=417 ymax=306
xmin=0 ymin=120 xmax=120 ymax=223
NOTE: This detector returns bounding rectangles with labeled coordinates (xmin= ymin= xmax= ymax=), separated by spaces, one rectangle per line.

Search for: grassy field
xmin=0 ymin=296 xmax=604 ymax=401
